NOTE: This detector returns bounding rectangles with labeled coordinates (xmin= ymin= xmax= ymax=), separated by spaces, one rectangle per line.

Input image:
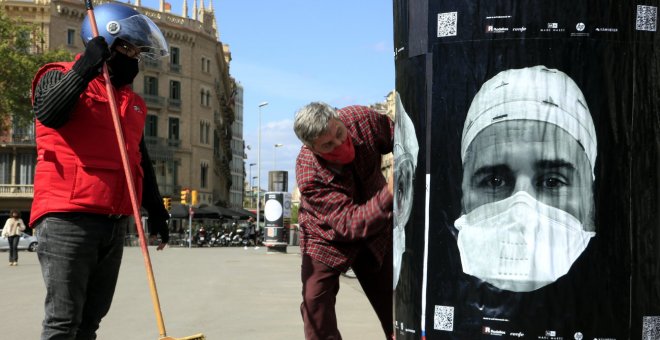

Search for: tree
xmin=291 ymin=203 xmax=299 ymax=224
xmin=0 ymin=9 xmax=72 ymax=130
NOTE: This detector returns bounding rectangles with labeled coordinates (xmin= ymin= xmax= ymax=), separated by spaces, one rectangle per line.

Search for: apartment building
xmin=0 ymin=0 xmax=244 ymax=215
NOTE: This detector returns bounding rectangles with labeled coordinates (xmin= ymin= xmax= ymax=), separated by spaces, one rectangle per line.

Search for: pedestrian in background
xmin=1 ymin=209 xmax=26 ymax=266
xmin=30 ymin=3 xmax=170 ymax=339
xmin=294 ymin=102 xmax=394 ymax=339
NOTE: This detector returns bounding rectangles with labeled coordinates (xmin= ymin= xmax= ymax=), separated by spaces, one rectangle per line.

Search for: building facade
xmin=0 ymin=0 xmax=243 ymax=216
xmin=227 ymin=82 xmax=244 ymax=208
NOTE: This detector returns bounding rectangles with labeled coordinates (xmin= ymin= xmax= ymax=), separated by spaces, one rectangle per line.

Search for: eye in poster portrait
xmin=393 ymin=1 xmax=660 ymax=339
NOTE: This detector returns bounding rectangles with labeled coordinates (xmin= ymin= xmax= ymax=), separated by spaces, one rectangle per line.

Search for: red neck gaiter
xmin=318 ymin=136 xmax=355 ymax=164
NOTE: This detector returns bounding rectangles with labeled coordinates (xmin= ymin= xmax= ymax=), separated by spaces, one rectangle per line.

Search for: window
xmin=0 ymin=154 xmax=10 ymax=184
xmin=145 ymin=115 xmax=158 ymax=137
xmin=170 ymin=47 xmax=180 ymax=65
xmin=144 ymin=76 xmax=158 ymax=95
xmin=67 ymin=29 xmax=76 ymax=46
xmin=199 ymin=88 xmax=211 ymax=107
xmin=201 ymin=56 xmax=212 ymax=73
xmin=17 ymin=154 xmax=34 ymax=185
xmin=199 ymin=121 xmax=211 ymax=144
xmin=168 ymin=118 xmax=180 ymax=141
xmin=170 ymin=81 xmax=181 ymax=100
xmin=200 ymin=163 xmax=208 ymax=188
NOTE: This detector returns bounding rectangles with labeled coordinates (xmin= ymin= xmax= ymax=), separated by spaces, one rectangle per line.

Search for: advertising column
xmin=263 ymin=191 xmax=292 ymax=253
xmin=393 ymin=1 xmax=660 ymax=339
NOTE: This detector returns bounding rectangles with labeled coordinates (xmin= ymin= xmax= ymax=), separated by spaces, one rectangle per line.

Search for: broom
xmin=84 ymin=1 xmax=205 ymax=339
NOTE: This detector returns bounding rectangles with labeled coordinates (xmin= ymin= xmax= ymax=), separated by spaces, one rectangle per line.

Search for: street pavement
xmin=0 ymin=245 xmax=384 ymax=339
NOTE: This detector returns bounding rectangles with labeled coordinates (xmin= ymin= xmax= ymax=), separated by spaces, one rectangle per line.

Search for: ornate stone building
xmin=0 ymin=0 xmax=243 ymax=215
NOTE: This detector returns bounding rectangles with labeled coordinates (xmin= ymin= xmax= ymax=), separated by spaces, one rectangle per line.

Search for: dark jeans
xmin=300 ymin=247 xmax=393 ymax=340
xmin=35 ymin=213 xmax=127 ymax=340
xmin=7 ymin=235 xmax=19 ymax=262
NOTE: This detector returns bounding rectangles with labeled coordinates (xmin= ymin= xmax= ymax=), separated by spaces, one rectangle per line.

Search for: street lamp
xmin=249 ymin=163 xmax=256 ymax=208
xmin=273 ymin=143 xmax=284 ymax=172
xmin=252 ymin=176 xmax=258 ymax=208
xmin=257 ymin=101 xmax=268 ymax=231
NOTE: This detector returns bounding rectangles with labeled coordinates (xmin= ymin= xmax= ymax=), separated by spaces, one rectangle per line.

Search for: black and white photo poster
xmin=393 ymin=1 xmax=660 ymax=339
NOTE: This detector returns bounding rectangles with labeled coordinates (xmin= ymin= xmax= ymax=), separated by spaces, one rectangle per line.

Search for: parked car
xmin=0 ymin=232 xmax=38 ymax=252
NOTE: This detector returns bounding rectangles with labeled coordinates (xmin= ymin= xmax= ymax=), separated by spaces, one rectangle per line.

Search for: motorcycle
xmin=230 ymin=228 xmax=244 ymax=246
xmin=218 ymin=230 xmax=231 ymax=247
xmin=196 ymin=232 xmax=208 ymax=247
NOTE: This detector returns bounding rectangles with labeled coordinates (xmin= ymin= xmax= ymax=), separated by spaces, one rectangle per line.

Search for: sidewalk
xmin=0 ymin=245 xmax=384 ymax=339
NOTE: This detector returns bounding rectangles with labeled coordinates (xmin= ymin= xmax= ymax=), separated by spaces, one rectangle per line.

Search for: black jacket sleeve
xmin=140 ymin=137 xmax=170 ymax=243
xmin=33 ymin=68 xmax=88 ymax=128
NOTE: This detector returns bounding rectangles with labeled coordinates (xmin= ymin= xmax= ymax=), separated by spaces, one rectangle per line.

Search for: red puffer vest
xmin=29 ymin=57 xmax=145 ymax=226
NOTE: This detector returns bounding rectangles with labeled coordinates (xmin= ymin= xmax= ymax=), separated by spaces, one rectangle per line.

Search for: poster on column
xmin=393 ymin=1 xmax=660 ymax=339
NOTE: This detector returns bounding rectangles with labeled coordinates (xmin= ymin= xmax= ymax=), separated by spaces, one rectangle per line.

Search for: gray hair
xmin=293 ymin=102 xmax=339 ymax=145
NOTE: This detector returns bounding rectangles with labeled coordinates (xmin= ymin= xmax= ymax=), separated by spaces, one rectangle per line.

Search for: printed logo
xmin=576 ymin=22 xmax=585 ymax=31
xmin=545 ymin=330 xmax=557 ymax=336
xmin=486 ymin=25 xmax=509 ymax=33
xmin=512 ymin=26 xmax=527 ymax=32
xmin=574 ymin=332 xmax=584 ymax=340
xmin=510 ymin=331 xmax=525 ymax=338
xmin=540 ymin=22 xmax=565 ymax=32
xmin=482 ymin=326 xmax=506 ymax=336
xmin=133 ymin=105 xmax=141 ymax=112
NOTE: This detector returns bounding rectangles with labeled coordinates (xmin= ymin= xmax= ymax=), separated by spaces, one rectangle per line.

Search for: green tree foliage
xmin=291 ymin=203 xmax=299 ymax=224
xmin=0 ymin=9 xmax=72 ymax=130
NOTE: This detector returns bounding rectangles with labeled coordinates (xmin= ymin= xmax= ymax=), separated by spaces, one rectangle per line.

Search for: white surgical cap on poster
xmin=461 ymin=65 xmax=598 ymax=178
xmin=393 ymin=91 xmax=419 ymax=289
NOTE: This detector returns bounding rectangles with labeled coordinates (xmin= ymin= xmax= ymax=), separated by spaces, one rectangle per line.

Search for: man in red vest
xmin=30 ymin=3 xmax=170 ymax=339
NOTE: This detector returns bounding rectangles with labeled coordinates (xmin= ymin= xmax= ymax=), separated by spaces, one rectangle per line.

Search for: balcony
xmin=4 ymin=133 xmax=36 ymax=145
xmin=144 ymin=136 xmax=179 ymax=162
xmin=0 ymin=184 xmax=34 ymax=198
xmin=168 ymin=98 xmax=181 ymax=111
xmin=143 ymin=59 xmax=161 ymax=70
xmin=159 ymin=184 xmax=181 ymax=198
xmin=169 ymin=63 xmax=181 ymax=73
xmin=142 ymin=94 xmax=165 ymax=109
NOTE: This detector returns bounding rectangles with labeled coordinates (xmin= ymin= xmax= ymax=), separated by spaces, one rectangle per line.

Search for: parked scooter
xmin=195 ymin=226 xmax=208 ymax=247
xmin=230 ymin=227 xmax=245 ymax=246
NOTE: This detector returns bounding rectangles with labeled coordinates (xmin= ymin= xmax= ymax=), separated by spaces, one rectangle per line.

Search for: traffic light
xmin=191 ymin=190 xmax=198 ymax=206
xmin=180 ymin=189 xmax=189 ymax=205
xmin=163 ymin=197 xmax=171 ymax=211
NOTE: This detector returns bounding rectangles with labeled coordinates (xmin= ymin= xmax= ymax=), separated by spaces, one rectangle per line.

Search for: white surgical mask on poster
xmin=454 ymin=191 xmax=595 ymax=292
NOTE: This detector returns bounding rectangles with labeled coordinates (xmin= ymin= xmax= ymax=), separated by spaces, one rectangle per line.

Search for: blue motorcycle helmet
xmin=81 ymin=3 xmax=169 ymax=60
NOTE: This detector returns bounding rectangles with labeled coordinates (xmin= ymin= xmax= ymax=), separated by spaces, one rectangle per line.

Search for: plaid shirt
xmin=296 ymin=105 xmax=394 ymax=272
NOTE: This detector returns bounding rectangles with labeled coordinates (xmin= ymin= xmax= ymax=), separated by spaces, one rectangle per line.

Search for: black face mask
xmin=107 ymin=52 xmax=139 ymax=88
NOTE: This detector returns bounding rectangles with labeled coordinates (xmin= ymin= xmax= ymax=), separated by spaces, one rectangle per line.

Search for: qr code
xmin=434 ymin=305 xmax=454 ymax=331
xmin=636 ymin=5 xmax=657 ymax=31
xmin=438 ymin=12 xmax=458 ymax=37
xmin=642 ymin=316 xmax=660 ymax=340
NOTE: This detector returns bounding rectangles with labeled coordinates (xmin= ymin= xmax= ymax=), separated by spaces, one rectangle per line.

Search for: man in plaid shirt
xmin=294 ymin=102 xmax=394 ymax=339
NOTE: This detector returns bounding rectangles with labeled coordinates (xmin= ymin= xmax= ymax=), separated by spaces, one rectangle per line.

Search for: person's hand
xmin=150 ymin=234 xmax=167 ymax=251
xmin=72 ymin=36 xmax=111 ymax=82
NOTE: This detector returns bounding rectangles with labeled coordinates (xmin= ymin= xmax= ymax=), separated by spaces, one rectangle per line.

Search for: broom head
xmin=160 ymin=334 xmax=206 ymax=340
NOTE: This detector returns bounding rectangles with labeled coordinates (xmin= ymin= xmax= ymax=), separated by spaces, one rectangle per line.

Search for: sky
xmin=142 ymin=0 xmax=395 ymax=192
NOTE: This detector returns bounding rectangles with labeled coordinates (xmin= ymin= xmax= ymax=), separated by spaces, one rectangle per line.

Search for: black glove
xmin=72 ymin=36 xmax=111 ymax=82
xmin=148 ymin=212 xmax=170 ymax=244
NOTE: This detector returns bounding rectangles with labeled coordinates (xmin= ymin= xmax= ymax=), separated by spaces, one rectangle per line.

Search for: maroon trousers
xmin=300 ymin=247 xmax=393 ymax=340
